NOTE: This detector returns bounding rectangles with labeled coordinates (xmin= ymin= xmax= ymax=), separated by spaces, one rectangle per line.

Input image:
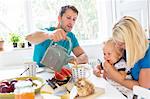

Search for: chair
xmin=133 ymin=85 xmax=150 ymax=99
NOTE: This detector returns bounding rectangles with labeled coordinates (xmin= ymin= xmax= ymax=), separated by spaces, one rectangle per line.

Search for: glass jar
xmin=14 ymin=81 xmax=35 ymax=99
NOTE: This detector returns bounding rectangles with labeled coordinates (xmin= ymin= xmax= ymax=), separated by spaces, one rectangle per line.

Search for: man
xmin=26 ymin=5 xmax=88 ymax=67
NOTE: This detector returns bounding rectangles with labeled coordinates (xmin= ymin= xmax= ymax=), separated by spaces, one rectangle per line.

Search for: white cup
xmin=72 ymin=64 xmax=90 ymax=82
xmin=24 ymin=62 xmax=37 ymax=76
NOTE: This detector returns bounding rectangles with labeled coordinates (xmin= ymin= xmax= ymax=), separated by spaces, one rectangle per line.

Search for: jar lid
xmin=15 ymin=81 xmax=32 ymax=88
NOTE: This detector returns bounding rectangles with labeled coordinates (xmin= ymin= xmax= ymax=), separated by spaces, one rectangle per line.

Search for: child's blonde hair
xmin=103 ymin=39 xmax=122 ymax=59
xmin=113 ymin=16 xmax=148 ymax=67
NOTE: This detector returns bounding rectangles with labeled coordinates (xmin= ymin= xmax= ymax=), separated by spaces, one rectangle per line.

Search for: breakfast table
xmin=0 ymin=67 xmax=127 ymax=99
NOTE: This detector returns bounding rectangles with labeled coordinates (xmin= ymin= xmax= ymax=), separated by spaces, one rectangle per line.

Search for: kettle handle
xmin=49 ymin=36 xmax=72 ymax=54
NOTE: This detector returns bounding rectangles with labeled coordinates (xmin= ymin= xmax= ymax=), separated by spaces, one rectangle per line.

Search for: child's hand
xmin=93 ymin=65 xmax=101 ymax=77
xmin=103 ymin=70 xmax=107 ymax=79
xmin=103 ymin=61 xmax=112 ymax=72
xmin=93 ymin=68 xmax=101 ymax=77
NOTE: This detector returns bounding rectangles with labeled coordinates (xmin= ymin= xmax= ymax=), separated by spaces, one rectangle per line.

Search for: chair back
xmin=133 ymin=85 xmax=150 ymax=99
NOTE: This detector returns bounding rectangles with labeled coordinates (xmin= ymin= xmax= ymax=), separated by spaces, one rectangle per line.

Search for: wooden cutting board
xmin=75 ymin=87 xmax=105 ymax=99
xmin=41 ymin=84 xmax=105 ymax=99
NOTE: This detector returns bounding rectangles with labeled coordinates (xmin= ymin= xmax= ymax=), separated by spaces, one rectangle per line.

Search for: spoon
xmin=20 ymin=67 xmax=29 ymax=76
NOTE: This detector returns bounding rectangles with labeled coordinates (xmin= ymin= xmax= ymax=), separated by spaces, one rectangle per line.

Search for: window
xmin=0 ymin=0 xmax=110 ymax=45
xmin=30 ymin=0 xmax=99 ymax=41
xmin=0 ymin=0 xmax=27 ymax=43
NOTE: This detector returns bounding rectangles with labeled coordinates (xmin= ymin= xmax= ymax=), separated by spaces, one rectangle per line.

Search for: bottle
xmin=14 ymin=81 xmax=35 ymax=99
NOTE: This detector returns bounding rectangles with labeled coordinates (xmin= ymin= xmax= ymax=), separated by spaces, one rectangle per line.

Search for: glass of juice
xmin=14 ymin=81 xmax=35 ymax=99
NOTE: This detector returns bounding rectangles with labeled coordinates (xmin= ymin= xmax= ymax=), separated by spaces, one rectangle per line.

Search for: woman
xmin=103 ymin=16 xmax=150 ymax=89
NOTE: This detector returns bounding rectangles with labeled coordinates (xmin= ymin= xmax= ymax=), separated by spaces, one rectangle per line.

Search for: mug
xmin=24 ymin=62 xmax=37 ymax=76
xmin=72 ymin=64 xmax=90 ymax=82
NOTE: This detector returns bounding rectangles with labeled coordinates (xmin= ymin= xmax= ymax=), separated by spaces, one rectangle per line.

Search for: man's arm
xmin=26 ymin=29 xmax=67 ymax=44
xmin=25 ymin=31 xmax=52 ymax=44
xmin=72 ymin=46 xmax=88 ymax=64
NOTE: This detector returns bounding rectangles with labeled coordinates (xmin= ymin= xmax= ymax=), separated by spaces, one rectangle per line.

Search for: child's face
xmin=103 ymin=45 xmax=120 ymax=64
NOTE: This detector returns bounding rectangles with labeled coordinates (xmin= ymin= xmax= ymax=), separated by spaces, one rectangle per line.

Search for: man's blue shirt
xmin=33 ymin=27 xmax=79 ymax=67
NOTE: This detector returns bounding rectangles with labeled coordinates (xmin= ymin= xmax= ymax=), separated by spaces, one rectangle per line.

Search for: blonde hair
xmin=104 ymin=39 xmax=122 ymax=59
xmin=113 ymin=16 xmax=149 ymax=67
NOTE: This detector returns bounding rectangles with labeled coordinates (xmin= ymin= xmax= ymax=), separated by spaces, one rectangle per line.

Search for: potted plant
xmin=0 ymin=36 xmax=4 ymax=51
xmin=9 ymin=33 xmax=21 ymax=48
xmin=19 ymin=36 xmax=25 ymax=48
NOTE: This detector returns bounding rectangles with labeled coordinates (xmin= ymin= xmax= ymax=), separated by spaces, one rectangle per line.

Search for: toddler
xmin=93 ymin=39 xmax=132 ymax=97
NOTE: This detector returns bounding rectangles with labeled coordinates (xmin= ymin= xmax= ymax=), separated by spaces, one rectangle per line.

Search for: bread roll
xmin=75 ymin=78 xmax=95 ymax=97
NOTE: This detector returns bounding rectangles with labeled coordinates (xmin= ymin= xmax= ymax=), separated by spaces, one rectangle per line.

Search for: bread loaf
xmin=75 ymin=78 xmax=95 ymax=97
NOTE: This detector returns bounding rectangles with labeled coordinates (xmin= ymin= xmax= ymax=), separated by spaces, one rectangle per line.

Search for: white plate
xmin=36 ymin=68 xmax=44 ymax=73
xmin=40 ymin=93 xmax=60 ymax=99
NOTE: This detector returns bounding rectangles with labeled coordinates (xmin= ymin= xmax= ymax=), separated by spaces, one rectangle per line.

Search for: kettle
xmin=40 ymin=37 xmax=73 ymax=71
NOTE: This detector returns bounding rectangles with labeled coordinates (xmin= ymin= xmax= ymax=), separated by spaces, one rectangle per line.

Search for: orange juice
xmin=14 ymin=81 xmax=35 ymax=99
xmin=15 ymin=92 xmax=35 ymax=99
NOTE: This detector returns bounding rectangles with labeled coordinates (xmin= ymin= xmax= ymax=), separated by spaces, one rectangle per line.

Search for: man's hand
xmin=49 ymin=29 xmax=67 ymax=42
xmin=68 ymin=56 xmax=78 ymax=65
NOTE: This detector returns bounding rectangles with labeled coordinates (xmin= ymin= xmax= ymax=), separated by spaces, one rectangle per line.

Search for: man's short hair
xmin=59 ymin=5 xmax=78 ymax=17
